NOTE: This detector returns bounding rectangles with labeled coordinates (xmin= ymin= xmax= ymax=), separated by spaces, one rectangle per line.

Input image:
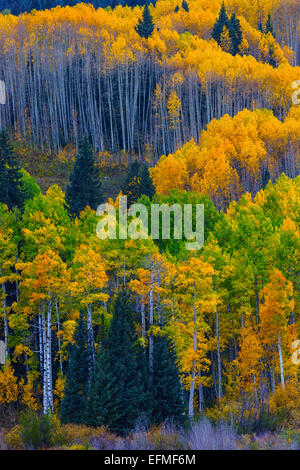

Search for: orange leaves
xmin=150 ymin=150 xmax=189 ymax=195
xmin=235 ymin=321 xmax=263 ymax=393
xmin=16 ymin=250 xmax=71 ymax=320
xmin=72 ymin=244 xmax=109 ymax=306
xmin=167 ymin=90 xmax=181 ymax=129
xmin=0 ymin=364 xmax=19 ymax=405
xmin=260 ymin=268 xmax=294 ymax=345
xmin=151 ymin=109 xmax=300 ymax=204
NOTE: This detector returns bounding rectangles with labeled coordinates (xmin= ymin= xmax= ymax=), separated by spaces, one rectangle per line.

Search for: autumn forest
xmin=0 ymin=0 xmax=299 ymax=451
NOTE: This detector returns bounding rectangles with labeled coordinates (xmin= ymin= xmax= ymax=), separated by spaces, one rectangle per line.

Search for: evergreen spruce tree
xmin=123 ymin=160 xmax=140 ymax=193
xmin=181 ymin=0 xmax=189 ymax=12
xmin=265 ymin=13 xmax=275 ymax=37
xmin=258 ymin=20 xmax=264 ymax=33
xmin=60 ymin=313 xmax=90 ymax=424
xmin=0 ymin=129 xmax=24 ymax=210
xmin=228 ymin=13 xmax=242 ymax=55
xmin=122 ymin=160 xmax=141 ymax=205
xmin=211 ymin=2 xmax=229 ymax=46
xmin=151 ymin=336 xmax=184 ymax=425
xmin=65 ymin=136 xmax=103 ymax=217
xmin=123 ymin=162 xmax=155 ymax=204
xmin=84 ymin=291 xmax=146 ymax=435
xmin=139 ymin=165 xmax=155 ymax=200
xmin=136 ymin=4 xmax=154 ymax=39
xmin=84 ymin=351 xmax=121 ymax=428
xmin=261 ymin=167 xmax=270 ymax=190
xmin=174 ymin=5 xmax=179 ymax=13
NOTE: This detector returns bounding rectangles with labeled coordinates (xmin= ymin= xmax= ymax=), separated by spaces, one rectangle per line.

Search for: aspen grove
xmin=0 ymin=1 xmax=299 ymax=450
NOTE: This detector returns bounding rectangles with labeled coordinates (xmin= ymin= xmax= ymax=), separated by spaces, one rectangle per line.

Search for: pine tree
xmin=151 ymin=336 xmax=184 ymax=425
xmin=0 ymin=129 xmax=24 ymax=210
xmin=123 ymin=160 xmax=140 ymax=192
xmin=123 ymin=162 xmax=155 ymax=204
xmin=265 ymin=13 xmax=275 ymax=38
xmin=258 ymin=20 xmax=264 ymax=33
xmin=60 ymin=313 xmax=89 ymax=424
xmin=84 ymin=291 xmax=146 ymax=434
xmin=135 ymin=4 xmax=154 ymax=39
xmin=261 ymin=167 xmax=270 ymax=190
xmin=139 ymin=166 xmax=155 ymax=200
xmin=65 ymin=136 xmax=103 ymax=217
xmin=181 ymin=0 xmax=189 ymax=12
xmin=122 ymin=160 xmax=141 ymax=205
xmin=228 ymin=13 xmax=242 ymax=55
xmin=84 ymin=351 xmax=121 ymax=428
xmin=211 ymin=2 xmax=229 ymax=46
xmin=174 ymin=5 xmax=179 ymax=13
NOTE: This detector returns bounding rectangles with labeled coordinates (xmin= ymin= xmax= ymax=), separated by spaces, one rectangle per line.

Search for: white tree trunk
xmin=278 ymin=328 xmax=285 ymax=388
xmin=149 ymin=268 xmax=154 ymax=383
xmin=87 ymin=303 xmax=95 ymax=368
xmin=189 ymin=289 xmax=197 ymax=422
xmin=2 ymin=283 xmax=9 ymax=360
xmin=215 ymin=302 xmax=223 ymax=399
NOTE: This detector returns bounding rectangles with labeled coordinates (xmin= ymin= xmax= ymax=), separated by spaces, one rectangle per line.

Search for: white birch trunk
xmin=278 ymin=328 xmax=285 ymax=388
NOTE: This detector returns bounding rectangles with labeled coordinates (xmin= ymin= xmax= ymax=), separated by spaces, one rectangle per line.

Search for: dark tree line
xmin=0 ymin=0 xmax=148 ymax=15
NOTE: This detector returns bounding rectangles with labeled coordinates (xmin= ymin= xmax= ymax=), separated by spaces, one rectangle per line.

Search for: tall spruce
xmin=65 ymin=136 xmax=103 ymax=217
xmin=0 ymin=129 xmax=24 ymax=210
xmin=151 ymin=336 xmax=184 ymax=425
xmin=228 ymin=13 xmax=242 ymax=55
xmin=140 ymin=165 xmax=155 ymax=200
xmin=123 ymin=160 xmax=140 ymax=193
xmin=60 ymin=312 xmax=90 ymax=424
xmin=84 ymin=351 xmax=121 ymax=428
xmin=136 ymin=4 xmax=154 ymax=39
xmin=211 ymin=3 xmax=229 ymax=46
xmin=123 ymin=162 xmax=155 ymax=204
xmin=265 ymin=13 xmax=275 ymax=37
xmin=122 ymin=160 xmax=141 ymax=205
xmin=258 ymin=20 xmax=264 ymax=33
xmin=181 ymin=0 xmax=189 ymax=12
xmin=261 ymin=167 xmax=270 ymax=189
xmin=85 ymin=291 xmax=146 ymax=434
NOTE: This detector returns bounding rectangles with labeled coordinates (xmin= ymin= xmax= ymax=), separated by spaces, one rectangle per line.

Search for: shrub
xmin=61 ymin=424 xmax=120 ymax=450
xmin=132 ymin=422 xmax=188 ymax=450
xmin=19 ymin=412 xmax=68 ymax=450
xmin=4 ymin=425 xmax=25 ymax=450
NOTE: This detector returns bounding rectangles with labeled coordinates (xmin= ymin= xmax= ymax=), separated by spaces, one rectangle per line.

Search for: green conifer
xmin=136 ymin=4 xmax=154 ymax=39
xmin=182 ymin=0 xmax=189 ymax=12
xmin=65 ymin=136 xmax=103 ymax=217
xmin=228 ymin=13 xmax=242 ymax=55
xmin=151 ymin=336 xmax=184 ymax=425
xmin=139 ymin=165 xmax=155 ymax=200
xmin=211 ymin=2 xmax=229 ymax=46
xmin=0 ymin=129 xmax=24 ymax=210
xmin=60 ymin=313 xmax=89 ymax=424
xmin=265 ymin=13 xmax=275 ymax=37
xmin=84 ymin=292 xmax=146 ymax=434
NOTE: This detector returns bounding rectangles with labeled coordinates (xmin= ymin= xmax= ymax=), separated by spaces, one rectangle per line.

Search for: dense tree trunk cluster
xmin=0 ymin=41 xmax=295 ymax=158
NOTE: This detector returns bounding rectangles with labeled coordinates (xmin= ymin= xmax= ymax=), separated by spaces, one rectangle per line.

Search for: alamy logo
xmin=0 ymin=80 xmax=6 ymax=105
xmin=96 ymin=196 xmax=204 ymax=250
